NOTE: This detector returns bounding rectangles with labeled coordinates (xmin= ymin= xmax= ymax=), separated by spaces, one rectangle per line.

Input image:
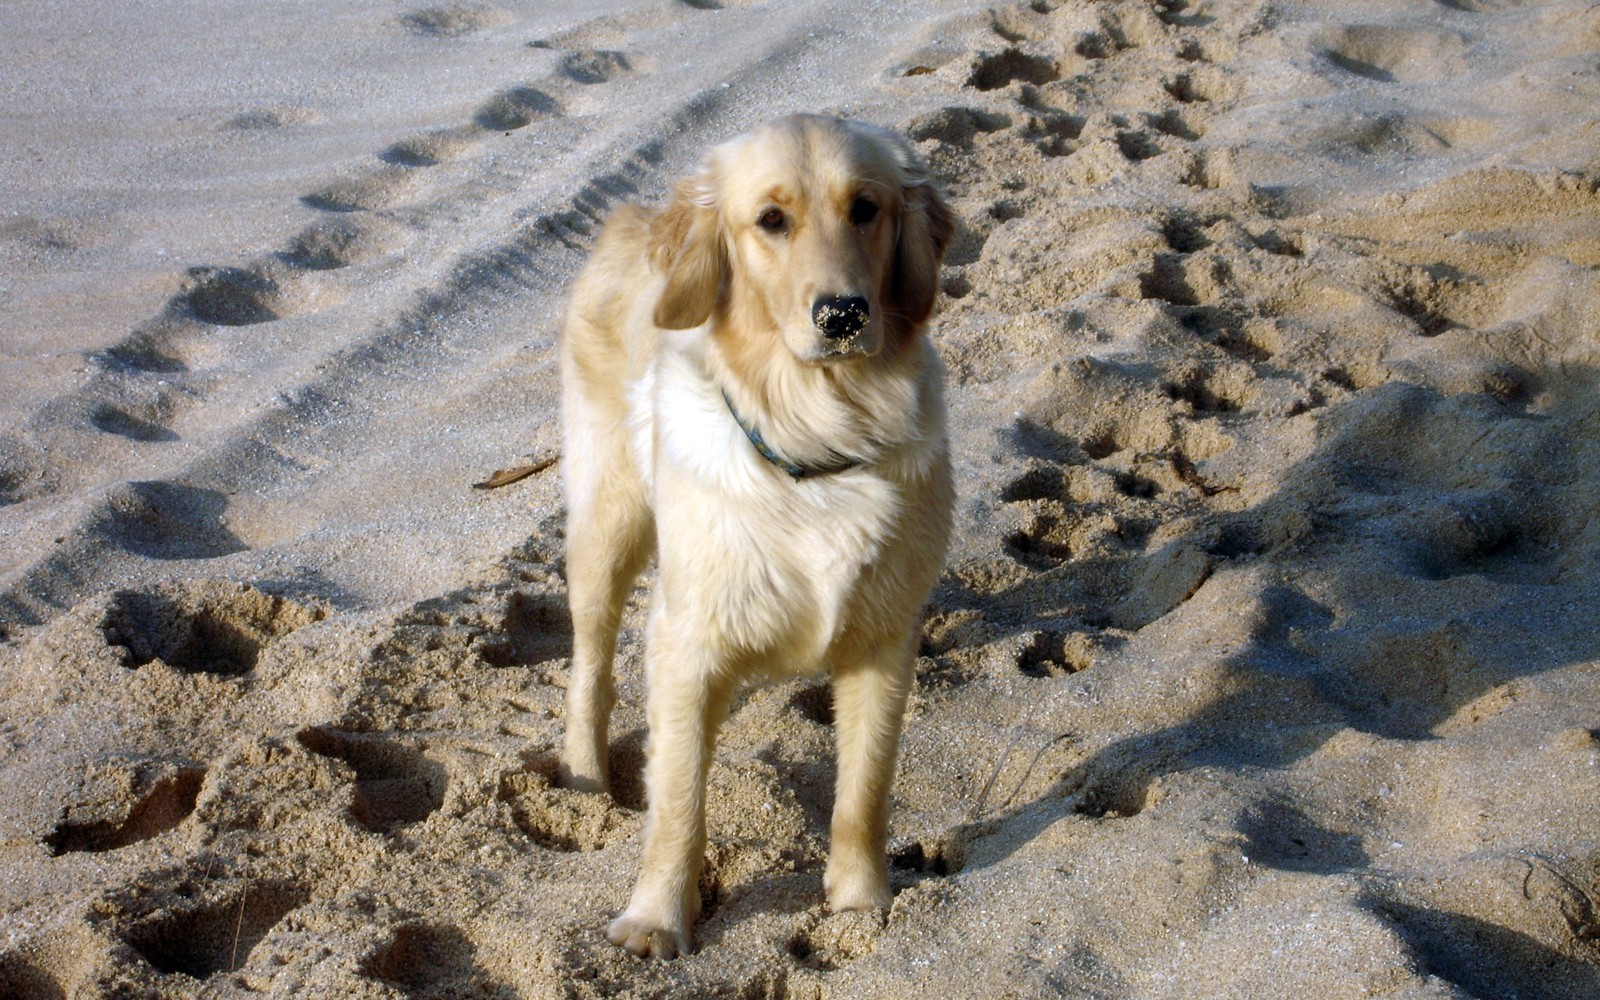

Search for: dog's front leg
xmin=825 ymin=637 xmax=915 ymax=912
xmin=607 ymin=626 xmax=735 ymax=959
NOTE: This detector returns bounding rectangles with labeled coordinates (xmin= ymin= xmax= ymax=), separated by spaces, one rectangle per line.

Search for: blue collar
xmin=721 ymin=390 xmax=862 ymax=480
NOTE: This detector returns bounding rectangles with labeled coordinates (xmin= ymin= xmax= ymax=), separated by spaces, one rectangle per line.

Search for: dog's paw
xmin=556 ymin=749 xmax=610 ymax=795
xmin=606 ymin=910 xmax=693 ymax=959
xmin=824 ymin=869 xmax=892 ymax=913
xmin=557 ymin=762 xmax=610 ymax=796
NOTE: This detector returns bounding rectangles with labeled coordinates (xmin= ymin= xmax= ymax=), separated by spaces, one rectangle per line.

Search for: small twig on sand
xmin=972 ymin=726 xmax=1030 ymax=821
xmin=972 ymin=726 xmax=1075 ymax=821
xmin=472 ymin=452 xmax=560 ymax=490
xmin=231 ymin=864 xmax=251 ymax=973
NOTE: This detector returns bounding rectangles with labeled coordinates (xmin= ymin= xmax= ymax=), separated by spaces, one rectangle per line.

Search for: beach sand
xmin=3 ymin=0 xmax=1600 ymax=996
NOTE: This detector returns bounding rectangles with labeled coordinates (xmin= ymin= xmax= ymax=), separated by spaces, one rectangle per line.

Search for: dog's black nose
xmin=812 ymin=295 xmax=871 ymax=339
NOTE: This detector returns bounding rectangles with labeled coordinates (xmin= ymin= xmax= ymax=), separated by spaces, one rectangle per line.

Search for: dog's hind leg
xmin=825 ymin=635 xmax=916 ymax=912
xmin=559 ymin=407 xmax=653 ymax=796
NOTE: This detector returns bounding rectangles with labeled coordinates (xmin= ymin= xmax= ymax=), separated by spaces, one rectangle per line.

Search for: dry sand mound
xmin=3 ymin=0 xmax=1600 ymax=997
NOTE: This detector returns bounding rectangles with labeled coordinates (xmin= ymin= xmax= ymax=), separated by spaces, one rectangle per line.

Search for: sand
xmin=3 ymin=0 xmax=1600 ymax=996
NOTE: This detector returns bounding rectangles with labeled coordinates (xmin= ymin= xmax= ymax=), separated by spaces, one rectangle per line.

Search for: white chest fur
xmin=631 ymin=338 xmax=911 ymax=671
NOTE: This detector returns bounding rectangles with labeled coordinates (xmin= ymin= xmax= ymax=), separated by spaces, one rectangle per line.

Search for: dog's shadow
xmin=604 ymin=727 xmax=649 ymax=813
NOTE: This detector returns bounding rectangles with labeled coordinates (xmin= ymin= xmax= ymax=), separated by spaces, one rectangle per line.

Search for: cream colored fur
xmin=557 ymin=115 xmax=955 ymax=959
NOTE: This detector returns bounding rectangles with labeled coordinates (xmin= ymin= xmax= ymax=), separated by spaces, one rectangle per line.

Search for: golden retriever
xmin=557 ymin=114 xmax=955 ymax=959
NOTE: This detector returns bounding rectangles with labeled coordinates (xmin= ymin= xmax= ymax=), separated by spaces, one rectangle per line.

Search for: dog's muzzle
xmin=812 ymin=295 xmax=871 ymax=340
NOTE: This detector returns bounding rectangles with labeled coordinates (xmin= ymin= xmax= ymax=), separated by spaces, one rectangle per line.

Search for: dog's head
xmin=648 ymin=115 xmax=954 ymax=364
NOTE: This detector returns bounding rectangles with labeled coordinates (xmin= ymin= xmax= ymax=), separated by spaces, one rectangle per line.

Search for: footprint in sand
xmin=225 ymin=105 xmax=321 ymax=131
xmin=558 ymin=48 xmax=634 ymax=85
xmin=1160 ymin=215 xmax=1212 ymax=253
xmin=295 ymin=727 xmax=448 ymax=832
xmin=1160 ymin=362 xmax=1253 ymax=417
xmin=1248 ymin=225 xmax=1303 ymax=258
xmin=1379 ymin=264 xmax=1483 ymax=338
xmin=301 ymin=131 xmax=477 ymax=215
xmin=282 ymin=215 xmax=408 ymax=272
xmin=1318 ymin=24 xmax=1470 ymax=84
xmin=1164 ymin=65 xmax=1233 ymax=104
xmin=0 ymin=435 xmax=55 ymax=506
xmin=1003 ymin=505 xmax=1078 ymax=569
xmin=474 ymin=85 xmax=561 ymax=132
xmin=1179 ymin=146 xmax=1243 ymax=192
xmin=1024 ymin=113 xmax=1085 ymax=158
xmin=1138 ymin=249 xmax=1225 ymax=308
xmin=1115 ymin=127 xmax=1164 ymax=162
xmin=1015 ymin=628 xmax=1088 ymax=677
xmin=89 ymin=400 xmax=180 ymax=443
xmin=96 ymin=255 xmax=335 ymax=382
xmin=1157 ymin=0 xmax=1215 ymax=29
xmin=1184 ymin=307 xmax=1275 ymax=364
xmin=378 ymin=128 xmax=476 ymax=167
xmin=399 ymin=3 xmax=512 ymax=38
xmin=1074 ymin=26 xmax=1134 ymax=61
xmin=302 ymin=166 xmax=423 ymax=214
xmin=1023 ymin=627 xmax=1117 ymax=677
xmin=496 ymin=763 xmax=637 ymax=851
xmin=116 ymin=873 xmax=309 ymax=979
xmin=91 ymin=482 xmax=250 ymax=562
xmin=472 ymin=589 xmax=572 ymax=668
xmin=1150 ymin=107 xmax=1205 ymax=141
xmin=1070 ymin=757 xmax=1162 ymax=820
xmin=360 ymin=923 xmax=513 ymax=996
xmin=905 ymin=105 xmax=1015 ymax=183
xmin=45 ymin=758 xmax=206 ymax=855
xmin=786 ymin=908 xmax=894 ymax=972
xmin=101 ymin=580 xmax=325 ymax=674
xmin=986 ymin=5 xmax=1044 ymax=44
xmin=181 ymin=262 xmax=313 ymax=325
xmin=98 ymin=317 xmax=191 ymax=374
xmin=966 ymin=48 xmax=1061 ymax=91
xmin=1176 ymin=36 xmax=1217 ymax=64
xmin=890 ymin=832 xmax=968 ymax=880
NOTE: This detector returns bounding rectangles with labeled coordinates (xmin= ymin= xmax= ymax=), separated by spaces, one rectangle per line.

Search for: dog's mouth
xmin=776 ymin=323 xmax=880 ymax=366
xmin=815 ymin=332 xmax=874 ymax=360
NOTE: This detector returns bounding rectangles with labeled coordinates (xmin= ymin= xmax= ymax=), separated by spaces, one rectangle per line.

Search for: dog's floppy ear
xmin=649 ymin=171 xmax=727 ymax=330
xmin=888 ymin=153 xmax=955 ymax=330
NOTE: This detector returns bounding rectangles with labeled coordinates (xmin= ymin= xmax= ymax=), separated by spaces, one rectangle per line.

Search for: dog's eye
xmin=850 ymin=197 xmax=880 ymax=226
xmin=757 ymin=208 xmax=786 ymax=231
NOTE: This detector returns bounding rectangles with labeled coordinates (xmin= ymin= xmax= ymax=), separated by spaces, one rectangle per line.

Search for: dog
xmin=557 ymin=114 xmax=955 ymax=959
